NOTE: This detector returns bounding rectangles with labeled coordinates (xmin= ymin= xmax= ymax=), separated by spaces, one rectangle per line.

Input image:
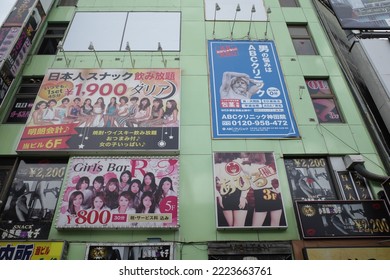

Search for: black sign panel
xmin=86 ymin=243 xmax=173 ymax=260
xmin=0 ymin=158 xmax=67 ymax=240
xmin=296 ymin=200 xmax=390 ymax=239
xmin=6 ymin=97 xmax=35 ymax=123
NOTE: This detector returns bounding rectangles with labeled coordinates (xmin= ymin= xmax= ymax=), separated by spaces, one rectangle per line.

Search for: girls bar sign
xmin=56 ymin=156 xmax=179 ymax=229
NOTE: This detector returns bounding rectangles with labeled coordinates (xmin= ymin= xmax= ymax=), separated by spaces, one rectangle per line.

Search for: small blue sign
xmin=208 ymin=40 xmax=299 ymax=138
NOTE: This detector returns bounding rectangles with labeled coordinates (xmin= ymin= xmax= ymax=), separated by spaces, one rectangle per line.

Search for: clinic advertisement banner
xmin=303 ymin=247 xmax=390 ymax=260
xmin=0 ymin=159 xmax=67 ymax=240
xmin=296 ymin=200 xmax=390 ymax=239
xmin=16 ymin=68 xmax=180 ymax=153
xmin=56 ymin=156 xmax=179 ymax=229
xmin=329 ymin=0 xmax=390 ymax=30
xmin=0 ymin=241 xmax=67 ymax=260
xmin=213 ymin=152 xmax=287 ymax=229
xmin=86 ymin=243 xmax=174 ymax=260
xmin=208 ymin=40 xmax=299 ymax=139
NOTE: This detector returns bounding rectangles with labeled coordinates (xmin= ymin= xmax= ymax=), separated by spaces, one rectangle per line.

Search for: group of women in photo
xmin=30 ymin=96 xmax=179 ymax=128
xmin=67 ymin=170 xmax=177 ymax=218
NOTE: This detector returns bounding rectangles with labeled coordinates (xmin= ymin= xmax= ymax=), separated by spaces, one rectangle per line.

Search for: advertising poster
xmin=284 ymin=158 xmax=338 ymax=201
xmin=208 ymin=40 xmax=299 ymax=139
xmin=0 ymin=241 xmax=67 ymax=260
xmin=329 ymin=0 xmax=390 ymax=30
xmin=303 ymin=247 xmax=390 ymax=260
xmin=0 ymin=159 xmax=67 ymax=240
xmin=213 ymin=152 xmax=287 ymax=229
xmin=16 ymin=68 xmax=180 ymax=153
xmin=305 ymin=79 xmax=342 ymax=123
xmin=56 ymin=156 xmax=179 ymax=229
xmin=86 ymin=243 xmax=174 ymax=260
xmin=296 ymin=200 xmax=390 ymax=239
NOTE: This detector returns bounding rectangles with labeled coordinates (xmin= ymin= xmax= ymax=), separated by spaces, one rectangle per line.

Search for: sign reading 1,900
xmin=74 ymin=83 xmax=127 ymax=96
xmin=28 ymin=167 xmax=66 ymax=179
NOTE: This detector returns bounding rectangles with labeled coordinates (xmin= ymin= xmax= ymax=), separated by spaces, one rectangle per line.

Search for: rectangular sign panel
xmin=296 ymin=200 xmax=390 ymax=239
xmin=329 ymin=0 xmax=390 ymax=30
xmin=85 ymin=242 xmax=174 ymax=260
xmin=284 ymin=158 xmax=338 ymax=201
xmin=16 ymin=68 xmax=180 ymax=153
xmin=56 ymin=156 xmax=179 ymax=229
xmin=0 ymin=241 xmax=67 ymax=260
xmin=303 ymin=246 xmax=390 ymax=260
xmin=213 ymin=152 xmax=287 ymax=229
xmin=0 ymin=159 xmax=67 ymax=240
xmin=208 ymin=40 xmax=299 ymax=139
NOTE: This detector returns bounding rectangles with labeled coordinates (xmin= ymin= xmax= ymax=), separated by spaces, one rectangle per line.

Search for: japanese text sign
xmin=56 ymin=156 xmax=179 ymax=229
xmin=16 ymin=68 xmax=180 ymax=153
xmin=208 ymin=40 xmax=299 ymax=138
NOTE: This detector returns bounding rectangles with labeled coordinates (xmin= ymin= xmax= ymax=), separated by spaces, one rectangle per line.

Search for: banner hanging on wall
xmin=56 ymin=156 xmax=179 ymax=229
xmin=208 ymin=40 xmax=299 ymax=139
xmin=213 ymin=152 xmax=287 ymax=229
xmin=0 ymin=159 xmax=67 ymax=240
xmin=16 ymin=68 xmax=180 ymax=153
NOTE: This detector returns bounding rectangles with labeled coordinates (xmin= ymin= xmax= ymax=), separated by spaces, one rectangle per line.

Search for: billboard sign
xmin=284 ymin=158 xmax=338 ymax=201
xmin=0 ymin=159 xmax=67 ymax=240
xmin=16 ymin=68 xmax=181 ymax=153
xmin=86 ymin=242 xmax=174 ymax=260
xmin=56 ymin=156 xmax=179 ymax=229
xmin=213 ymin=152 xmax=287 ymax=229
xmin=208 ymin=40 xmax=299 ymax=138
xmin=0 ymin=241 xmax=67 ymax=260
xmin=329 ymin=0 xmax=390 ymax=30
xmin=296 ymin=200 xmax=390 ymax=239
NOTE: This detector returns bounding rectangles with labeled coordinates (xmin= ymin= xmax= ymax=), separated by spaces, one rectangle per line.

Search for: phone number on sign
xmin=222 ymin=120 xmax=288 ymax=126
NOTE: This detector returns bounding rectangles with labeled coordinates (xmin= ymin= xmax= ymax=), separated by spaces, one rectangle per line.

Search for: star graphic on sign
xmin=79 ymin=144 xmax=85 ymax=149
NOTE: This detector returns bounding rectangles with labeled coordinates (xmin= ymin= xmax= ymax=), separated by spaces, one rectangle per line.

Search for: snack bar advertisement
xmin=296 ymin=200 xmax=390 ymax=239
xmin=213 ymin=152 xmax=287 ymax=229
xmin=0 ymin=158 xmax=67 ymax=240
xmin=56 ymin=156 xmax=179 ymax=229
xmin=208 ymin=40 xmax=299 ymax=139
xmin=16 ymin=68 xmax=180 ymax=153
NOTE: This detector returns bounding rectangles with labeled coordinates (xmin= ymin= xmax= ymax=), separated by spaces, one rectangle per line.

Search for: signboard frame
xmin=213 ymin=152 xmax=287 ymax=229
xmin=296 ymin=200 xmax=390 ymax=239
xmin=208 ymin=40 xmax=299 ymax=139
xmin=85 ymin=242 xmax=174 ymax=260
xmin=16 ymin=68 xmax=181 ymax=154
xmin=56 ymin=156 xmax=179 ymax=230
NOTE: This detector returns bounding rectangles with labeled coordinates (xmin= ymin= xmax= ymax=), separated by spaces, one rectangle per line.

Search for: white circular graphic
xmin=267 ymin=87 xmax=281 ymax=98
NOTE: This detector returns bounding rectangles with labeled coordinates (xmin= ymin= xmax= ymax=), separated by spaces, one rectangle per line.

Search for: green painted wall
xmin=0 ymin=0 xmax=386 ymax=259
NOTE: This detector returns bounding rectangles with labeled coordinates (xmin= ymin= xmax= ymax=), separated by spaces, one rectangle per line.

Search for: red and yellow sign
xmin=0 ymin=241 xmax=67 ymax=260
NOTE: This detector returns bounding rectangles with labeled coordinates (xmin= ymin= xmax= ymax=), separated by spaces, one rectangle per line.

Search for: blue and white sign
xmin=208 ymin=40 xmax=299 ymax=138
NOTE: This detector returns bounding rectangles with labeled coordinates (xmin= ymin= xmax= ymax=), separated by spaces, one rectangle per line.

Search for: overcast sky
xmin=0 ymin=0 xmax=18 ymax=26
